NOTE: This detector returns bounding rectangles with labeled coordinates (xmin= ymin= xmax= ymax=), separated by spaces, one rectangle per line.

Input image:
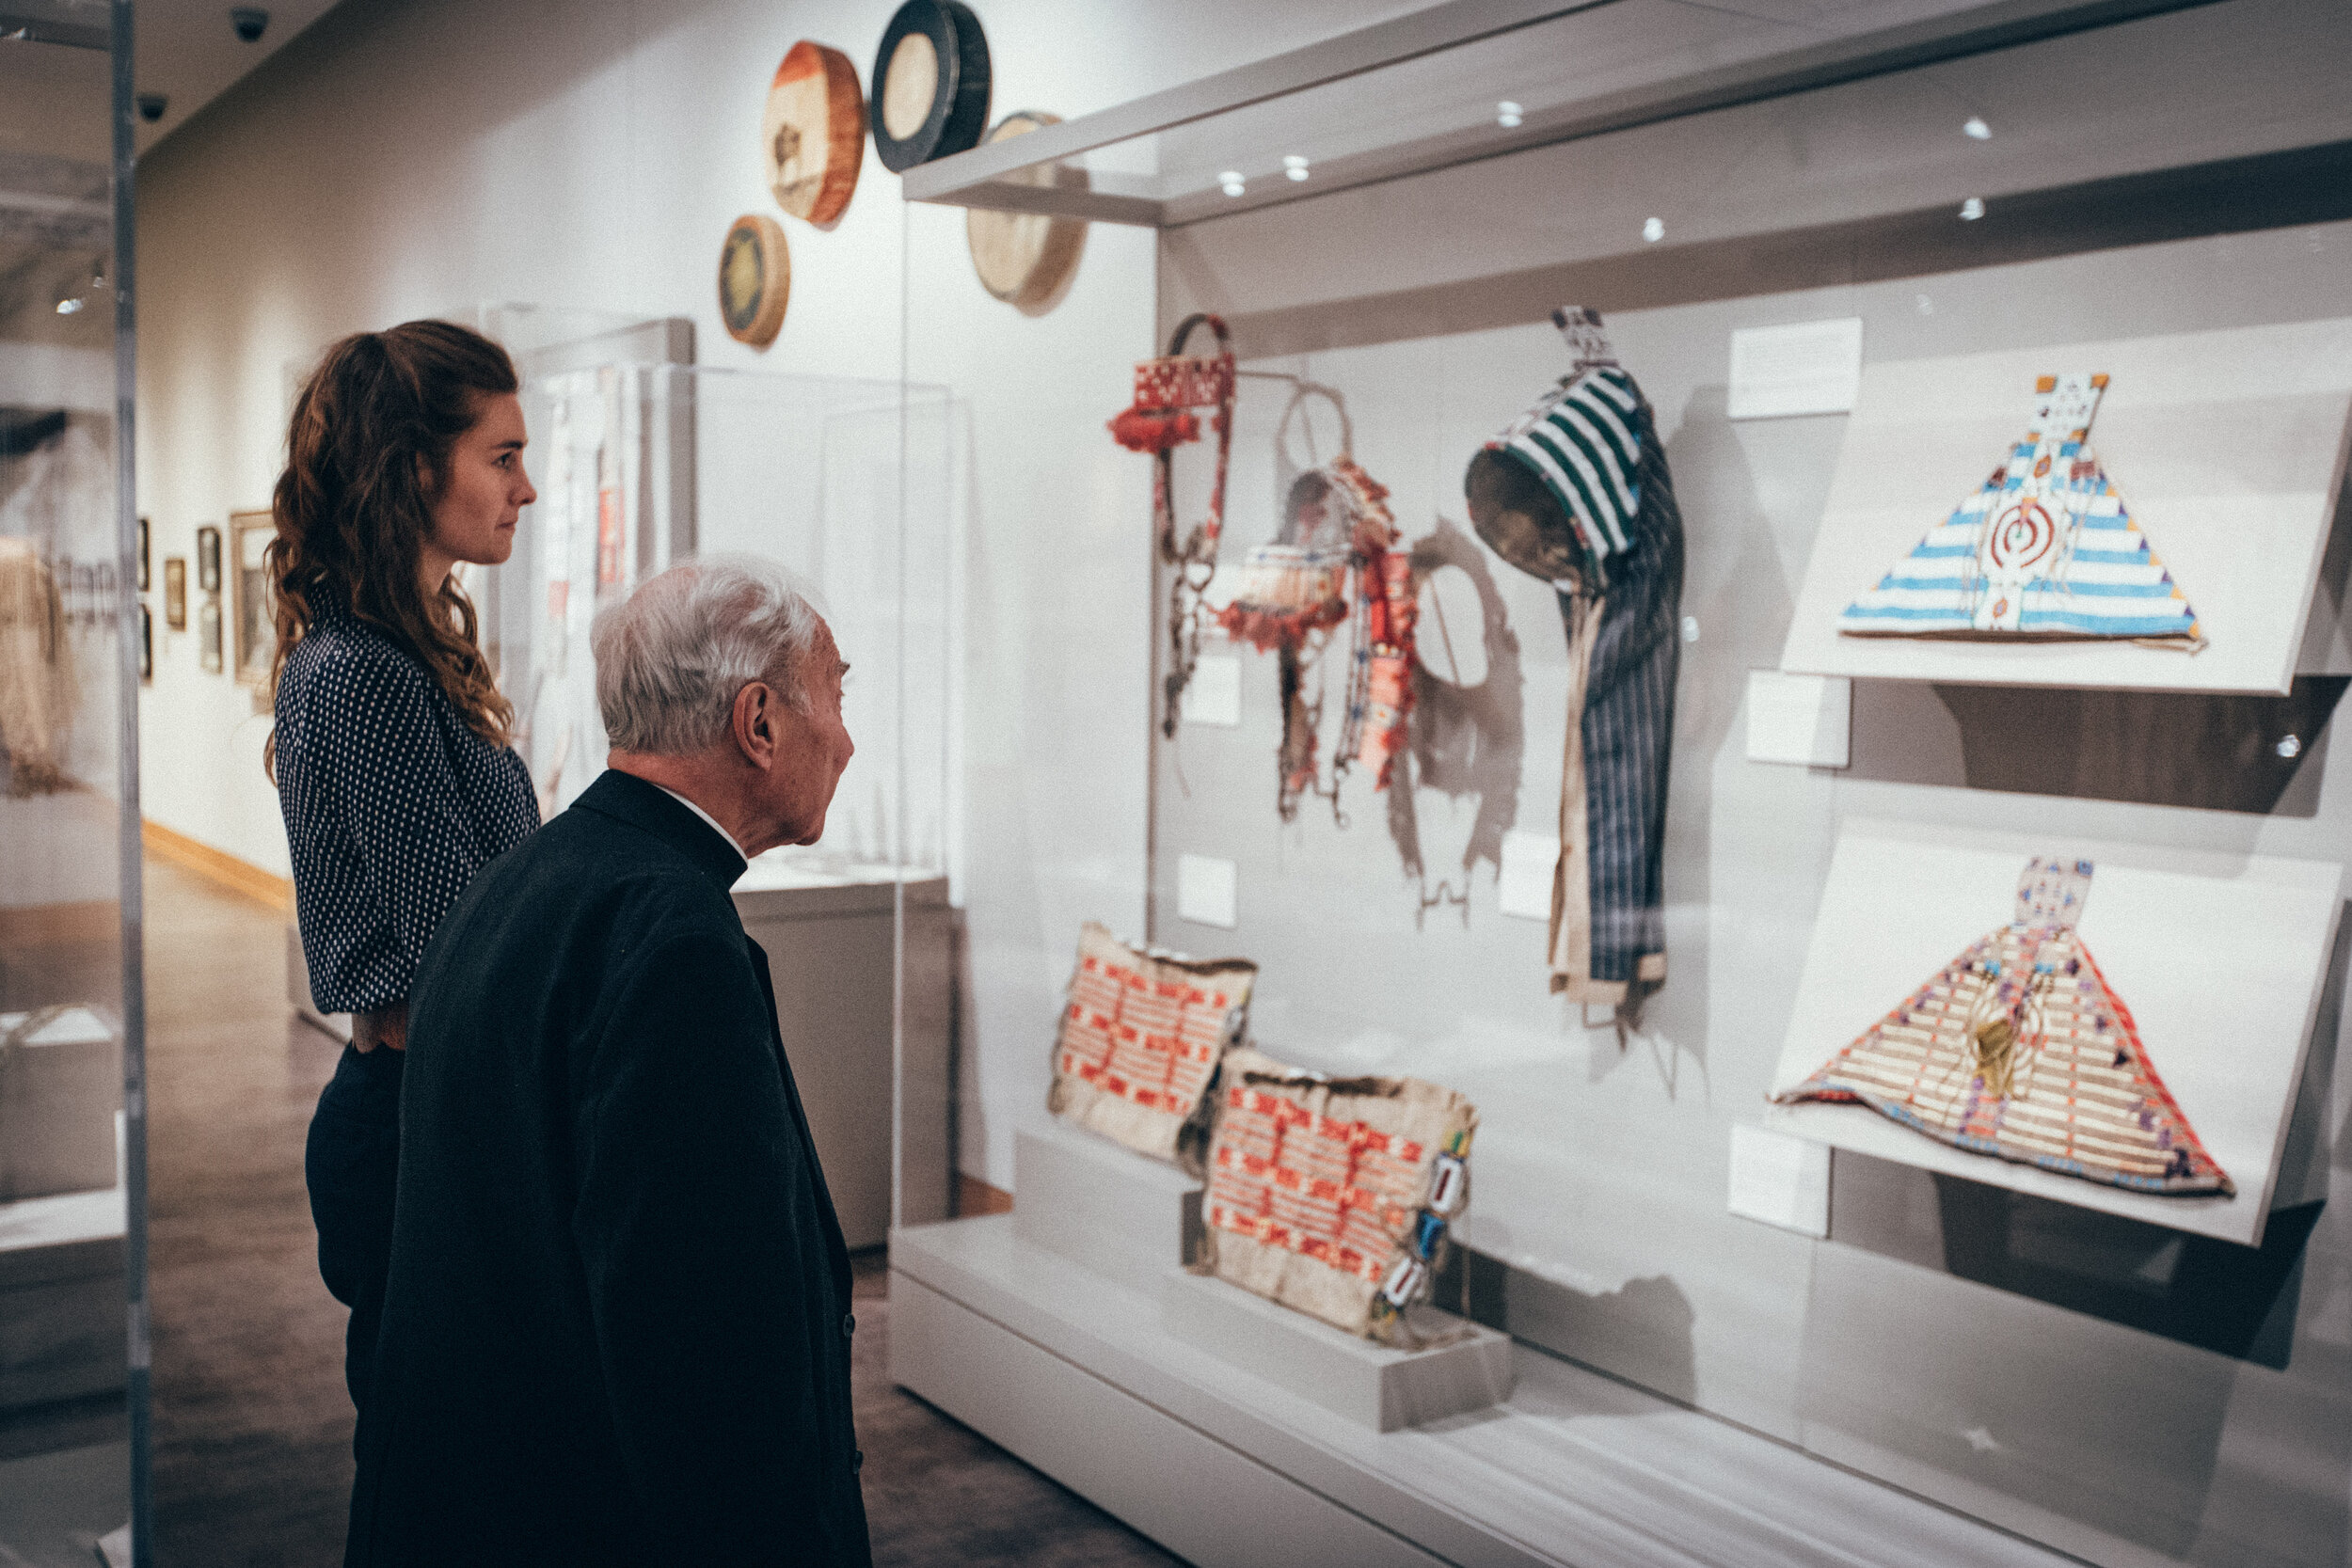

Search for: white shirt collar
xmin=651 ymin=784 xmax=749 ymax=863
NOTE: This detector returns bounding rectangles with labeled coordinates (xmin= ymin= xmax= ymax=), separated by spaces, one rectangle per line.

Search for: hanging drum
xmin=717 ymin=214 xmax=790 ymax=348
xmin=763 ymin=40 xmax=865 ymax=227
xmin=966 ymin=111 xmax=1089 ymax=311
xmin=869 ymin=0 xmax=992 ymax=173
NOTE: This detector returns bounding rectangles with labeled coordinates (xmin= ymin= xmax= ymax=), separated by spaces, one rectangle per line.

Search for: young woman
xmin=266 ymin=320 xmax=539 ymax=1414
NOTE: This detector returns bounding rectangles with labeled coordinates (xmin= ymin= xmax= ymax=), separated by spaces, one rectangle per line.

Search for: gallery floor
xmin=105 ymin=857 xmax=1175 ymax=1566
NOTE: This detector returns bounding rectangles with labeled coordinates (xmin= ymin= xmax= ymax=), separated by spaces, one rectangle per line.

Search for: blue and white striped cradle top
xmin=1489 ymin=367 xmax=1645 ymax=562
xmin=1838 ymin=372 xmax=2200 ymax=642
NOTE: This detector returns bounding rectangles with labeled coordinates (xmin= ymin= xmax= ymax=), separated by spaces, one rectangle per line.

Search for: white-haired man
xmin=344 ymin=558 xmax=869 ymax=1567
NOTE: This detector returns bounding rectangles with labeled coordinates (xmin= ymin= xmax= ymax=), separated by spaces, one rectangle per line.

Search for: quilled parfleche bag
xmin=1772 ymin=857 xmax=2232 ymax=1196
xmin=1215 ymin=442 xmax=1416 ymax=820
xmin=1463 ymin=308 xmax=1684 ymax=1007
xmin=1200 ymin=1047 xmax=1477 ymax=1346
xmin=1047 ymin=922 xmax=1256 ymax=1169
xmin=1108 ymin=313 xmax=1237 ymax=736
xmin=1838 ymin=372 xmax=2202 ymax=647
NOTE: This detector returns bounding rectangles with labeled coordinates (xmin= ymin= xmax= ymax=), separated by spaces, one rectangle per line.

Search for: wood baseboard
xmin=140 ymin=821 xmax=292 ymax=913
xmin=954 ymin=1173 xmax=1013 ymax=1218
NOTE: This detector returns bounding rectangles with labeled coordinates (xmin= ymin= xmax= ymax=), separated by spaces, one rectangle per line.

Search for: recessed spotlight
xmin=1497 ymin=100 xmax=1523 ymax=129
xmin=1218 ymin=170 xmax=1246 ymax=198
xmin=135 ymin=92 xmax=167 ymax=122
xmin=1963 ymin=116 xmax=1992 ymax=140
xmin=1959 ymin=197 xmax=1985 ymax=221
xmin=1642 ymin=216 xmax=1664 ymax=243
xmin=1282 ymin=154 xmax=1310 ymax=182
xmin=2278 ymin=734 xmax=2303 ymax=759
xmin=56 ymin=296 xmax=84 ymax=315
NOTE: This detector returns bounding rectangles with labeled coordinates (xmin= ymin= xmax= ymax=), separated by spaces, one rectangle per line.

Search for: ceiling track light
xmin=1282 ymin=154 xmax=1311 ymax=182
xmin=1959 ymin=197 xmax=1985 ymax=221
xmin=1963 ymin=116 xmax=1992 ymax=140
xmin=1217 ymin=169 xmax=1246 ymax=198
xmin=1642 ymin=216 xmax=1665 ymax=243
xmin=1497 ymin=100 xmax=1523 ymax=129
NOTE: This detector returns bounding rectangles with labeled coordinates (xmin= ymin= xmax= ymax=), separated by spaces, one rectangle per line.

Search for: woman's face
xmin=427 ymin=392 xmax=535 ymax=569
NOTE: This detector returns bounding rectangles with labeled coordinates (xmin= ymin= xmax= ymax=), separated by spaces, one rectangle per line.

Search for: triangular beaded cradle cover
xmin=1838 ymin=373 xmax=2201 ymax=644
xmin=1771 ymin=857 xmax=2233 ymax=1196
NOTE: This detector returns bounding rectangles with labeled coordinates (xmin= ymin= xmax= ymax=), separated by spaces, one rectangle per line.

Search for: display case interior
xmin=905 ymin=0 xmax=2352 ymax=1563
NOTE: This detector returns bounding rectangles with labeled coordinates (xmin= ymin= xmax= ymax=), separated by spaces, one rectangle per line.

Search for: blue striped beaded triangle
xmin=1839 ymin=373 xmax=2201 ymax=643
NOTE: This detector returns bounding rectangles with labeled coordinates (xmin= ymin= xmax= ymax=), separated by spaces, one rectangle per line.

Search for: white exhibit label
xmin=1176 ymin=853 xmax=1238 ymax=929
xmin=1496 ymin=831 xmax=1559 ymax=922
xmin=1183 ymin=655 xmax=1242 ymax=727
xmin=1745 ymin=670 xmax=1852 ymax=768
xmin=1727 ymin=317 xmax=1864 ymax=420
xmin=1727 ymin=1124 xmax=1831 ymax=1237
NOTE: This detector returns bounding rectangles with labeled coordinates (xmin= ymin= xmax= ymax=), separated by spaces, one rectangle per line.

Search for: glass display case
xmin=0 ymin=5 xmax=141 ymax=1563
xmin=897 ymin=0 xmax=2352 ymax=1563
xmin=479 ymin=351 xmax=959 ymax=1244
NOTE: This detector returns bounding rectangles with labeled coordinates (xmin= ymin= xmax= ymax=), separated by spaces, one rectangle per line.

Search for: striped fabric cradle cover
xmin=1771 ymin=857 xmax=2233 ymax=1196
xmin=1839 ymin=372 xmax=2201 ymax=643
xmin=1490 ymin=366 xmax=1645 ymax=562
xmin=1047 ymin=922 xmax=1256 ymax=1168
xmin=1200 ymin=1047 xmax=1478 ymax=1344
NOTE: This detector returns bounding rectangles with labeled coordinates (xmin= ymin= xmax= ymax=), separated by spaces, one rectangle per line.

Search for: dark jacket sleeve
xmin=310 ymin=646 xmax=494 ymax=1000
xmin=569 ymin=924 xmax=850 ymax=1564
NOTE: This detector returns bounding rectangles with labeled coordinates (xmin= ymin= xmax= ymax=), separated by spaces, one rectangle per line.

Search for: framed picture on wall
xmin=230 ymin=510 xmax=275 ymax=689
xmin=164 ymin=557 xmax=187 ymax=629
xmin=139 ymin=602 xmax=152 ymax=683
xmin=196 ymin=525 xmax=222 ymax=594
xmin=199 ymin=596 xmax=223 ymax=674
xmin=138 ymin=516 xmax=150 ymax=592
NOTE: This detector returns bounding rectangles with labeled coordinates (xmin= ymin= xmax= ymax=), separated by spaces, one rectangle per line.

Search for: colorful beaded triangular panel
xmin=1772 ymin=857 xmax=2232 ymax=1196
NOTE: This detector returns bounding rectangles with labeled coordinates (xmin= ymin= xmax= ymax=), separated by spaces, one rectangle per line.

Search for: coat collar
xmin=572 ymin=768 xmax=749 ymax=891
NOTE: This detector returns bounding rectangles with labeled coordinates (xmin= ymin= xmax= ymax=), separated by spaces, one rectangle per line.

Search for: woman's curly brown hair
xmin=265 ymin=321 xmax=519 ymax=776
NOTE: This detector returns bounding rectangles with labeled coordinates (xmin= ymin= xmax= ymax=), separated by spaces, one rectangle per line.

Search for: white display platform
xmin=1162 ymin=1269 xmax=1511 ymax=1433
xmin=0 ymin=1185 xmax=125 ymax=1410
xmin=1778 ymin=316 xmax=2352 ymax=694
xmin=1014 ymin=1119 xmax=1200 ymax=1282
xmin=891 ymin=1215 xmax=2077 ymax=1568
xmin=1761 ymin=818 xmax=2342 ymax=1245
xmin=1017 ymin=1117 xmax=1510 ymax=1431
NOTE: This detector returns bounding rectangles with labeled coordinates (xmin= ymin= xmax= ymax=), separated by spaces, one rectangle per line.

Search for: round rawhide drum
xmin=965 ymin=110 xmax=1088 ymax=311
xmin=870 ymin=0 xmax=992 ymax=173
xmin=763 ymin=40 xmax=865 ymax=226
xmin=717 ymin=214 xmax=790 ymax=348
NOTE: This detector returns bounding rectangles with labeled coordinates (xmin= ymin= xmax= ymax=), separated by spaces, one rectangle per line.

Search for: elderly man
xmin=344 ymin=558 xmax=869 ymax=1567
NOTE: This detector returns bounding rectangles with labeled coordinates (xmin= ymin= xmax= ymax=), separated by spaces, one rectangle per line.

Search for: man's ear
xmin=732 ymin=681 xmax=781 ymax=768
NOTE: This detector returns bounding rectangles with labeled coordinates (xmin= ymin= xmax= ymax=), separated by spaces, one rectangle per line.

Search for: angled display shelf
xmin=1759 ymin=819 xmax=2343 ymax=1246
xmin=1779 ymin=318 xmax=2352 ymax=694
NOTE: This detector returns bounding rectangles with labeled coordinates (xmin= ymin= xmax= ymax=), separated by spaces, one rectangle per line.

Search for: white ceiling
xmin=0 ymin=0 xmax=342 ymax=164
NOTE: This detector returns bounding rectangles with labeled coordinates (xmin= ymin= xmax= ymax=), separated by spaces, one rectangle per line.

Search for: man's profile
xmin=345 ymin=557 xmax=870 ymax=1567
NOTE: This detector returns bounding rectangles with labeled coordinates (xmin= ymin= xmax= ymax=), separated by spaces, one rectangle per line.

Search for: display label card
xmin=1745 ymin=670 xmax=1851 ymax=768
xmin=1727 ymin=317 xmax=1864 ymax=420
xmin=1183 ymin=655 xmax=1242 ymax=727
xmin=1497 ymin=831 xmax=1559 ymax=922
xmin=1176 ymin=853 xmax=1238 ymax=929
xmin=1727 ymin=1124 xmax=1831 ymax=1237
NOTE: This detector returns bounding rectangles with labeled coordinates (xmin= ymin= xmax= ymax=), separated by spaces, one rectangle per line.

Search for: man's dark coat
xmin=345 ymin=768 xmax=870 ymax=1567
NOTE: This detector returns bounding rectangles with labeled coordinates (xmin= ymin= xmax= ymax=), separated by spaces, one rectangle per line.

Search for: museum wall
xmin=129 ymin=0 xmax=1423 ymax=1189
xmin=1087 ymin=3 xmax=2352 ymax=1564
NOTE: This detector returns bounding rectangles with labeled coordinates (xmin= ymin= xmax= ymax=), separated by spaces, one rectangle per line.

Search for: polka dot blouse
xmin=275 ymin=602 xmax=539 ymax=1016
